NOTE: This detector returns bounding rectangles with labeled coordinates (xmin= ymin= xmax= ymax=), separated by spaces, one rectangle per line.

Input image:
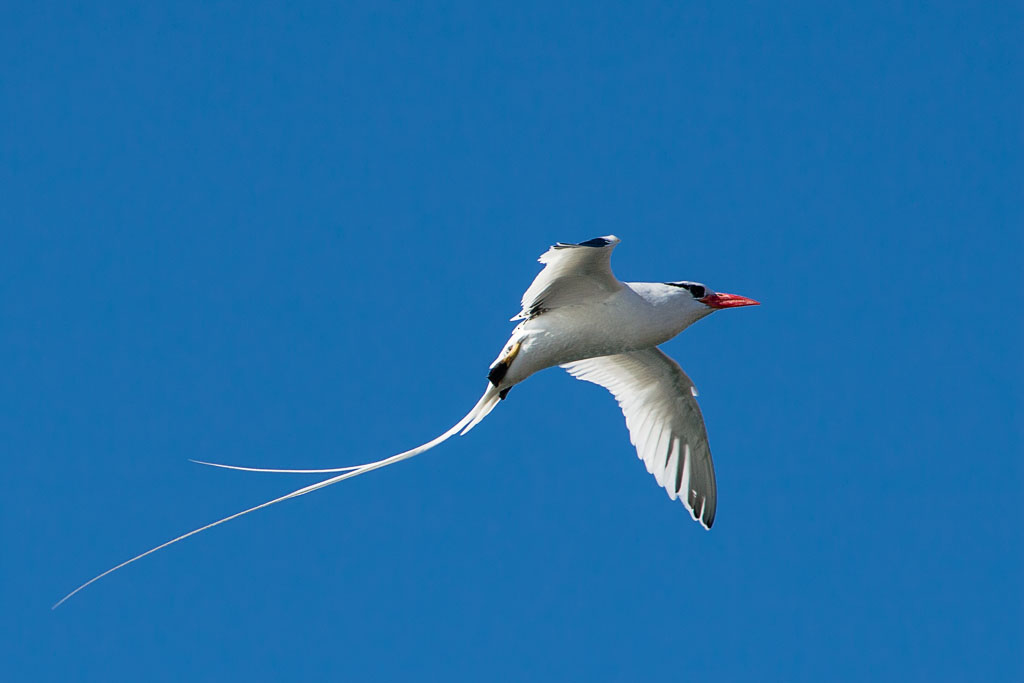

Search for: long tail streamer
xmin=53 ymin=384 xmax=502 ymax=609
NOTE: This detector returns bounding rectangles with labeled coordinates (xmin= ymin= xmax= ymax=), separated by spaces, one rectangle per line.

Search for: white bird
xmin=55 ymin=235 xmax=758 ymax=607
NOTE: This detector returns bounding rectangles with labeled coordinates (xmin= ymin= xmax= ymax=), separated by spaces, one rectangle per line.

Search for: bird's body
xmin=55 ymin=235 xmax=758 ymax=607
xmin=494 ymin=281 xmax=712 ymax=388
xmin=466 ymin=235 xmax=757 ymax=526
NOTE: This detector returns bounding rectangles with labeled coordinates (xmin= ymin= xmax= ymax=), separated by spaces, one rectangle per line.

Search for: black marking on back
xmin=553 ymin=237 xmax=611 ymax=249
xmin=524 ymin=301 xmax=549 ymax=319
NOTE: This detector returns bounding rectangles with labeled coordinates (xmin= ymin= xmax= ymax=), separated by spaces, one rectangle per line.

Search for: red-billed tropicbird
xmin=55 ymin=235 xmax=758 ymax=607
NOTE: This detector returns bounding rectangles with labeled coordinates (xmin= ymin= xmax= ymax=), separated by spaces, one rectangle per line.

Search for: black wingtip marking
xmin=703 ymin=510 xmax=715 ymax=529
xmin=692 ymin=492 xmax=715 ymax=529
xmin=499 ymin=387 xmax=512 ymax=400
xmin=553 ymin=237 xmax=611 ymax=250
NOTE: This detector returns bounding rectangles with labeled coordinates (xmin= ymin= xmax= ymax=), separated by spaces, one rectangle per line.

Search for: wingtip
xmin=551 ymin=235 xmax=620 ymax=250
xmin=682 ymin=492 xmax=715 ymax=530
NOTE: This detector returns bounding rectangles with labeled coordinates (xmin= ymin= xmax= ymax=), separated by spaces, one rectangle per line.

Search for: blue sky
xmin=2 ymin=2 xmax=1020 ymax=681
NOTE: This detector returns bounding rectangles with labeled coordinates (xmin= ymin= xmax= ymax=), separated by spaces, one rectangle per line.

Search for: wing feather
xmin=514 ymin=236 xmax=623 ymax=320
xmin=563 ymin=348 xmax=717 ymax=528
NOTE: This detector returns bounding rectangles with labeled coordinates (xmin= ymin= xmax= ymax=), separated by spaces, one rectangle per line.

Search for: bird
xmin=54 ymin=235 xmax=758 ymax=607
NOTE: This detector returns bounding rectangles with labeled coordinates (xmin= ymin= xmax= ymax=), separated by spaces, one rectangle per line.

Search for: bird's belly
xmin=501 ymin=303 xmax=674 ymax=386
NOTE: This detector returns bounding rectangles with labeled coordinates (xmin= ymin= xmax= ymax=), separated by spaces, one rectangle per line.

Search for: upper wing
xmin=514 ymin=235 xmax=624 ymax=320
xmin=562 ymin=347 xmax=717 ymax=528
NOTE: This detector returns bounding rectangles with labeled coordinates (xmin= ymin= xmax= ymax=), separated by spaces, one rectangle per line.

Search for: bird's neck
xmin=626 ymin=282 xmax=711 ymax=338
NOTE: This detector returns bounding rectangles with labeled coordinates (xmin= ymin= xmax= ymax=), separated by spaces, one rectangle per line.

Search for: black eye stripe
xmin=665 ymin=282 xmax=707 ymax=298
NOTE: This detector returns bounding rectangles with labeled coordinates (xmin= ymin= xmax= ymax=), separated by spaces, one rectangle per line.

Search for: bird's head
xmin=665 ymin=281 xmax=760 ymax=320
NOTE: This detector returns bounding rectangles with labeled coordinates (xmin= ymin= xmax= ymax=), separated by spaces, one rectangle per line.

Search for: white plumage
xmin=514 ymin=236 xmax=624 ymax=320
xmin=564 ymin=348 xmax=716 ymax=527
xmin=56 ymin=235 xmax=757 ymax=607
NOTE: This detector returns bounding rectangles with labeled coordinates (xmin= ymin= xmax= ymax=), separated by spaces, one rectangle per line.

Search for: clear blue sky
xmin=2 ymin=2 xmax=1020 ymax=681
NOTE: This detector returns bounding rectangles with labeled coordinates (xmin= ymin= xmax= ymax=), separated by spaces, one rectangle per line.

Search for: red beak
xmin=700 ymin=292 xmax=760 ymax=309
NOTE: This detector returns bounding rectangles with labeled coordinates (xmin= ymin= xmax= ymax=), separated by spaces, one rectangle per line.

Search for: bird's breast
xmin=503 ymin=295 xmax=681 ymax=385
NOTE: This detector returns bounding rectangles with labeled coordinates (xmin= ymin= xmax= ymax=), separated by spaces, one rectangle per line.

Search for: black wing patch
xmin=553 ymin=237 xmax=612 ymax=249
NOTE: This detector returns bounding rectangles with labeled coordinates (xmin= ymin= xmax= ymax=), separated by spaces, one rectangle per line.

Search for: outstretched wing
xmin=562 ymin=347 xmax=717 ymax=528
xmin=514 ymin=236 xmax=623 ymax=320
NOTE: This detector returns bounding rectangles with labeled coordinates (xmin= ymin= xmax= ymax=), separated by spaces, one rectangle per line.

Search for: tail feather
xmin=460 ymin=385 xmax=502 ymax=435
xmin=53 ymin=383 xmax=503 ymax=609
